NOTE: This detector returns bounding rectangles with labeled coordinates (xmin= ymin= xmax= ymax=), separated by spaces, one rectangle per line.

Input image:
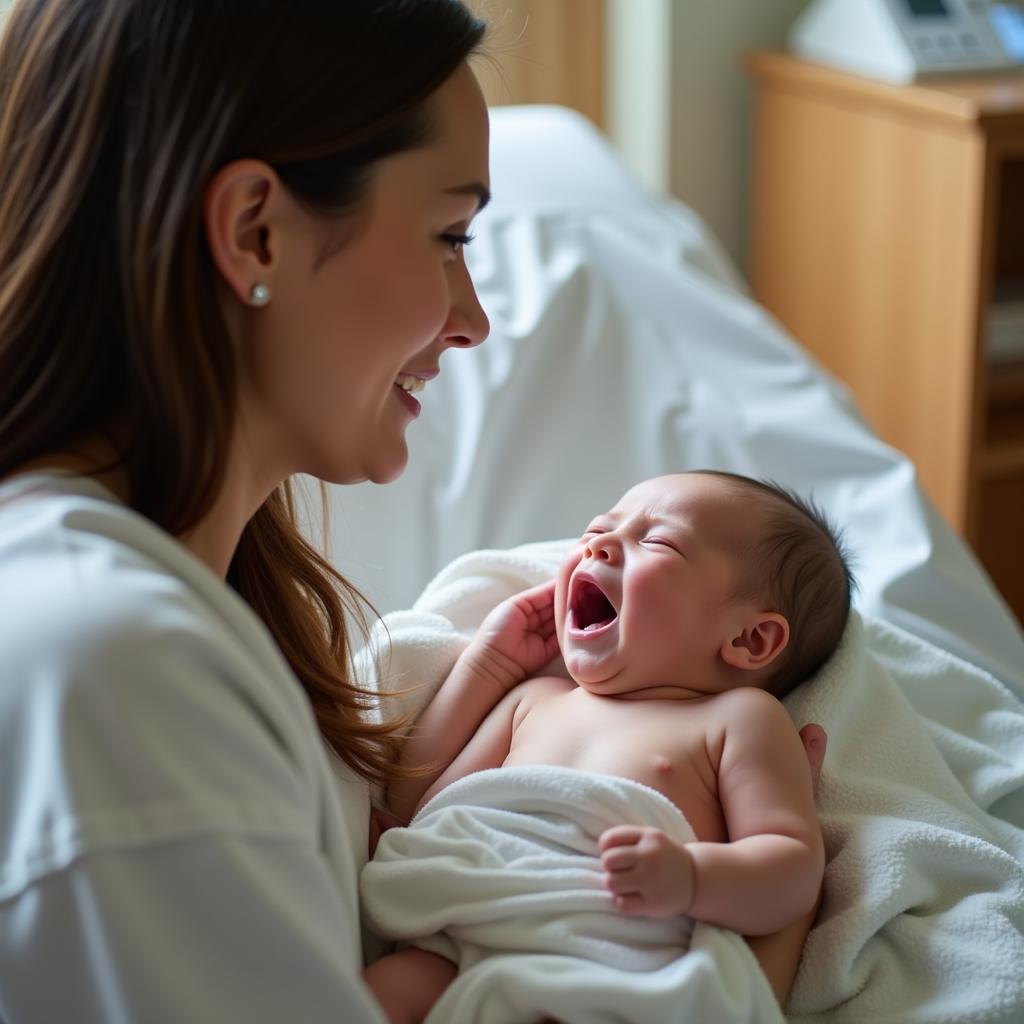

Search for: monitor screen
xmin=905 ymin=0 xmax=950 ymax=15
xmin=991 ymin=4 xmax=1024 ymax=61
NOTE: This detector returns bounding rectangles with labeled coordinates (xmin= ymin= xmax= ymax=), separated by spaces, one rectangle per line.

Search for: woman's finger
xmin=798 ymin=722 xmax=828 ymax=798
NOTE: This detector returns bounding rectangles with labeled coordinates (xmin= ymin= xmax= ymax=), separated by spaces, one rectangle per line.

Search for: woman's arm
xmin=744 ymin=888 xmax=823 ymax=1006
xmin=3 ymin=587 xmax=389 ymax=1023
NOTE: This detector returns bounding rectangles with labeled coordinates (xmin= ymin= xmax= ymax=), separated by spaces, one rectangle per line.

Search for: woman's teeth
xmin=396 ymin=374 xmax=426 ymax=394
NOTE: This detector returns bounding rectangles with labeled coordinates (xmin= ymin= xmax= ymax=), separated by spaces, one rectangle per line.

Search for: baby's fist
xmin=598 ymin=824 xmax=695 ymax=919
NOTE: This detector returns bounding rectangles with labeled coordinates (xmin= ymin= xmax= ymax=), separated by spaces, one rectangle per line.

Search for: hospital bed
xmin=328 ymin=106 xmax=1024 ymax=1022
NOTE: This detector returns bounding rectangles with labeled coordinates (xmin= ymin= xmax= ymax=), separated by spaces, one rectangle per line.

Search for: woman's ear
xmin=720 ymin=612 xmax=790 ymax=672
xmin=203 ymin=159 xmax=279 ymax=307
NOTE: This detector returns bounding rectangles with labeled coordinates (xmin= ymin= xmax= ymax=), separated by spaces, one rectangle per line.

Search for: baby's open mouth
xmin=571 ymin=578 xmax=618 ymax=633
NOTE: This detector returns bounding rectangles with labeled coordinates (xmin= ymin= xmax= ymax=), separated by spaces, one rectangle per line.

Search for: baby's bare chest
xmin=504 ymin=689 xmax=728 ymax=842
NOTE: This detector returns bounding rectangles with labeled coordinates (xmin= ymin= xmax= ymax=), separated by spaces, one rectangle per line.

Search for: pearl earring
xmin=249 ymin=282 xmax=271 ymax=307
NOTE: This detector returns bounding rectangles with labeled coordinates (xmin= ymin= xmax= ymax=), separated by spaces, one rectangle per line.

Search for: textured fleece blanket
xmin=361 ymin=765 xmax=781 ymax=1024
xmin=355 ymin=542 xmax=1024 ymax=1022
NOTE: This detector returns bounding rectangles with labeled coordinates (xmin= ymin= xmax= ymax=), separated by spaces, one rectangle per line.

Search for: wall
xmin=663 ymin=1 xmax=814 ymax=275
xmin=470 ymin=0 xmax=606 ymax=128
xmin=472 ymin=0 xmax=814 ymax=277
xmin=606 ymin=0 xmax=813 ymax=276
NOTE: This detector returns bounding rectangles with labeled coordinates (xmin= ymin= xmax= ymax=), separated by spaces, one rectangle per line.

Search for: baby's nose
xmin=585 ymin=536 xmax=618 ymax=562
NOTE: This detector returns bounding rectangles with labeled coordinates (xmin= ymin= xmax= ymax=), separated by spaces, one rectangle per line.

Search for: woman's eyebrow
xmin=444 ymin=182 xmax=491 ymax=213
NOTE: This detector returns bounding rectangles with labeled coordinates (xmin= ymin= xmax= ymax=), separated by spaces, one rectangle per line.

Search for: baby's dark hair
xmin=699 ymin=470 xmax=856 ymax=696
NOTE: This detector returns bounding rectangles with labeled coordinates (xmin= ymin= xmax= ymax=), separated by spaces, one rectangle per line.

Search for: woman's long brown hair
xmin=0 ymin=0 xmax=486 ymax=785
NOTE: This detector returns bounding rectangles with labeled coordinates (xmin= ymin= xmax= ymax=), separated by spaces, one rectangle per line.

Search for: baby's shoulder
xmin=705 ymin=685 xmax=793 ymax=736
xmin=712 ymin=684 xmax=783 ymax=711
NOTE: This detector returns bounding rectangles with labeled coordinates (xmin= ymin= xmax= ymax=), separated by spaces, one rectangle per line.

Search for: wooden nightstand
xmin=745 ymin=51 xmax=1024 ymax=624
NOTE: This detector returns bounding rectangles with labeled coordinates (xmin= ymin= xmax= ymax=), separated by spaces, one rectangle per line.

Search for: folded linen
xmin=361 ymin=765 xmax=783 ymax=1024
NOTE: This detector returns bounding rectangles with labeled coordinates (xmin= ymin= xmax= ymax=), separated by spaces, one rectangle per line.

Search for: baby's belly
xmin=502 ymin=740 xmax=726 ymax=843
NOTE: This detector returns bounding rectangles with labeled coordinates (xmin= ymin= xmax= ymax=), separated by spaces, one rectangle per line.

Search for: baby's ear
xmin=720 ymin=612 xmax=789 ymax=672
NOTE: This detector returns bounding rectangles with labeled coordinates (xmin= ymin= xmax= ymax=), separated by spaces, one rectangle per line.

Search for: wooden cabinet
xmin=746 ymin=51 xmax=1024 ymax=623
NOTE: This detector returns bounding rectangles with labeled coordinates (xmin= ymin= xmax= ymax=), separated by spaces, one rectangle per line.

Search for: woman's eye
xmin=441 ymin=232 xmax=475 ymax=256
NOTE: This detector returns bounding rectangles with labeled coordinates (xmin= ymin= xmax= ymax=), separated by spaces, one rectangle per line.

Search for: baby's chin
xmin=566 ymin=659 xmax=701 ymax=700
xmin=563 ymin=656 xmax=625 ymax=693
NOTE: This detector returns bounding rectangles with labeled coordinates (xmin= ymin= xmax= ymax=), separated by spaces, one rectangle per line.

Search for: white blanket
xmin=361 ymin=766 xmax=782 ymax=1024
xmin=356 ymin=542 xmax=1024 ymax=1022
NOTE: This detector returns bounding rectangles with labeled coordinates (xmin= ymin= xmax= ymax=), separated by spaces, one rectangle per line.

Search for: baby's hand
xmin=598 ymin=825 xmax=695 ymax=919
xmin=466 ymin=579 xmax=560 ymax=691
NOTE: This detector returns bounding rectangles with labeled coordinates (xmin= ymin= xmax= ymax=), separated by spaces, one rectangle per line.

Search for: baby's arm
xmin=601 ymin=688 xmax=823 ymax=936
xmin=689 ymin=689 xmax=824 ymax=934
xmin=385 ymin=580 xmax=559 ymax=824
xmin=414 ymin=674 xmax=569 ymax=813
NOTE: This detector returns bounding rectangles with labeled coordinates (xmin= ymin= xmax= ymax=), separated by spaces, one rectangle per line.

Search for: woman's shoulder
xmin=0 ymin=475 xmax=188 ymax=631
xmin=0 ymin=473 xmax=305 ymax=720
xmin=0 ymin=476 xmax=336 ymax=856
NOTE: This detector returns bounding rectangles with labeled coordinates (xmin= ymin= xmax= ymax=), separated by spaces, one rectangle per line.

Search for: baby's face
xmin=555 ymin=474 xmax=750 ymax=698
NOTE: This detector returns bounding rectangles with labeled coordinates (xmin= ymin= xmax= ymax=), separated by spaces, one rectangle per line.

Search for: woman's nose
xmin=441 ymin=259 xmax=489 ymax=348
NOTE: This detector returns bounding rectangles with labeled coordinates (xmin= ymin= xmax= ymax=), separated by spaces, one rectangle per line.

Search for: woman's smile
xmin=393 ymin=380 xmax=423 ymax=418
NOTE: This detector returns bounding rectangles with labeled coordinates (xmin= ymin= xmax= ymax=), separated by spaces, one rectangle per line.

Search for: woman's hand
xmin=464 ymin=579 xmax=560 ymax=692
xmin=368 ymin=805 xmax=404 ymax=859
xmin=799 ymin=722 xmax=827 ymax=793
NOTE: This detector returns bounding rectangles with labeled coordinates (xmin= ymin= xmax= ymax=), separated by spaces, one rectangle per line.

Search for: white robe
xmin=0 ymin=472 xmax=383 ymax=1023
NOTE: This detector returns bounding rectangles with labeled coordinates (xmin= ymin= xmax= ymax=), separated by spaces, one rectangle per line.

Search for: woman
xmin=0 ymin=1 xmax=823 ymax=1020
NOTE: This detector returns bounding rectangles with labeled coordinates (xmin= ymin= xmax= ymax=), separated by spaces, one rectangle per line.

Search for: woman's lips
xmin=393 ymin=382 xmax=421 ymax=417
xmin=393 ymin=367 xmax=437 ymax=419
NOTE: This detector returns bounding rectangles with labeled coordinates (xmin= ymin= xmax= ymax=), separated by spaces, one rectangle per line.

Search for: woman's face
xmin=240 ymin=61 xmax=490 ymax=487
